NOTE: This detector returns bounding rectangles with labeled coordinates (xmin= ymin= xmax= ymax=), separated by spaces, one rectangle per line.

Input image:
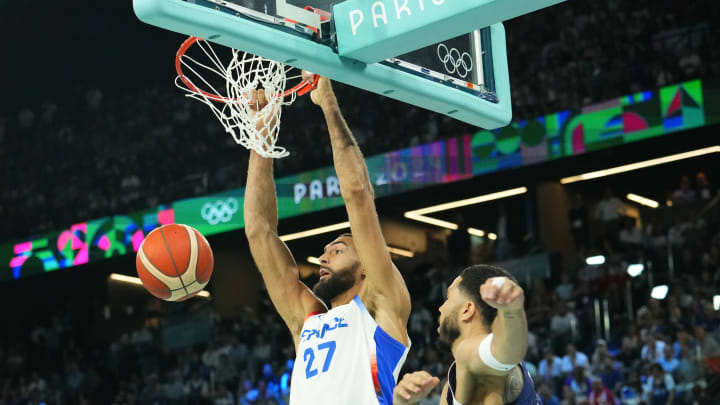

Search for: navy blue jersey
xmin=446 ymin=361 xmax=541 ymax=405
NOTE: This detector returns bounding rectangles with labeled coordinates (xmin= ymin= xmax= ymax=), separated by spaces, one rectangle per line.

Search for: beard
xmin=436 ymin=314 xmax=461 ymax=352
xmin=312 ymin=262 xmax=359 ymax=304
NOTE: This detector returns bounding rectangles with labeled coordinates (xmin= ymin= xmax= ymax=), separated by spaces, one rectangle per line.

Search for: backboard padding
xmin=134 ymin=0 xmax=512 ymax=128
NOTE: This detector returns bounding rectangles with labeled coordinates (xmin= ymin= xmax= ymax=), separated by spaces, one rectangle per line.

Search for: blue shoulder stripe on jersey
xmin=374 ymin=325 xmax=407 ymax=404
xmin=352 ymin=295 xmax=370 ymax=316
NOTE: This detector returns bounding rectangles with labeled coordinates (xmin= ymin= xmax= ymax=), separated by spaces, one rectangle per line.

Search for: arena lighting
xmin=402 ymin=214 xmax=459 ymax=230
xmin=110 ymin=273 xmax=144 ymax=286
xmin=651 ymin=285 xmax=669 ymax=300
xmin=110 ymin=273 xmax=211 ymax=298
xmin=468 ymin=228 xmax=485 ymax=237
xmin=488 ymin=233 xmax=498 ymax=240
xmin=406 ymin=187 xmax=528 ymax=215
xmin=560 ymin=146 xmax=720 ymax=184
xmin=309 ymin=246 xmax=412 ymax=263
xmin=404 ymin=187 xmax=528 ymax=230
xmin=626 ymin=193 xmax=659 ymax=208
xmin=714 ymin=295 xmax=720 ymax=311
xmin=626 ymin=263 xmax=645 ymax=277
xmin=388 ymin=246 xmax=414 ymax=257
xmin=279 ymin=221 xmax=351 ymax=242
xmin=586 ymin=255 xmax=606 ymax=265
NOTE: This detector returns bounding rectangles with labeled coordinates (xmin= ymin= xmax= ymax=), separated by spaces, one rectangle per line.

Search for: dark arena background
xmin=1 ymin=0 xmax=720 ymax=404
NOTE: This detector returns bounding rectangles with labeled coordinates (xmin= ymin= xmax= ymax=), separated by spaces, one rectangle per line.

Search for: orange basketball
xmin=135 ymin=224 xmax=214 ymax=301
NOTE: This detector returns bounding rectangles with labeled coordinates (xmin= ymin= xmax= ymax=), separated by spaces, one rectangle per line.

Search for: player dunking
xmin=393 ymin=265 xmax=540 ymax=405
xmin=243 ymin=77 xmax=411 ymax=404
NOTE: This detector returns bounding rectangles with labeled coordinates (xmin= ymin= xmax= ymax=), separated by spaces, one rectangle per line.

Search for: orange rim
xmin=175 ymin=36 xmax=318 ymax=103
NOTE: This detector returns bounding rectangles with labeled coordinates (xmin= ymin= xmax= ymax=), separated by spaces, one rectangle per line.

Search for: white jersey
xmin=290 ymin=295 xmax=409 ymax=405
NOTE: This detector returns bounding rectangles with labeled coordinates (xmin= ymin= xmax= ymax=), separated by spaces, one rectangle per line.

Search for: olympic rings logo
xmin=436 ymin=44 xmax=473 ymax=78
xmin=201 ymin=198 xmax=239 ymax=225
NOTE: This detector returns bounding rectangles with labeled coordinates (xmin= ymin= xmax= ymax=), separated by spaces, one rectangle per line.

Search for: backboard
xmin=135 ymin=0 xmax=512 ymax=128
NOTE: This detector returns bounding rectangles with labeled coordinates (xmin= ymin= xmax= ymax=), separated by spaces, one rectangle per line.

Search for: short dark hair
xmin=337 ymin=232 xmax=352 ymax=239
xmin=457 ymin=264 xmax=519 ymax=328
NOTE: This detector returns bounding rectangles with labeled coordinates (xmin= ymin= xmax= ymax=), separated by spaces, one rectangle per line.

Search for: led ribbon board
xmin=2 ymin=79 xmax=714 ymax=281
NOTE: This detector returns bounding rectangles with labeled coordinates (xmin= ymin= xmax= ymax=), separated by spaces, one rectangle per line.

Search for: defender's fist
xmin=480 ymin=277 xmax=524 ymax=312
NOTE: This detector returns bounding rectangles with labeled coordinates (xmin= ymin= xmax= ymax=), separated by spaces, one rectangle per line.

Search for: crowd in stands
xmin=1 ymin=0 xmax=719 ymax=242
xmin=0 ymin=171 xmax=718 ymax=405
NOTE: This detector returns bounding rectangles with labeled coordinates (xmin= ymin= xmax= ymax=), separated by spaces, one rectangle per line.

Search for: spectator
xmin=619 ymin=371 xmax=643 ymax=405
xmin=212 ymin=382 xmax=236 ymax=405
xmin=588 ymin=377 xmax=615 ymax=405
xmin=165 ymin=370 xmax=186 ymax=405
xmin=594 ymin=187 xmax=625 ymax=252
xmin=279 ymin=360 xmax=293 ymax=400
xmin=672 ymin=176 xmax=697 ymax=206
xmin=408 ymin=301 xmax=434 ymax=345
xmin=591 ymin=339 xmax=612 ymax=375
xmin=560 ymin=385 xmax=577 ymax=405
xmin=569 ymin=194 xmax=591 ymax=250
xmin=555 ymin=272 xmax=575 ymax=302
xmin=618 ymin=217 xmax=644 ymax=252
xmin=642 ymin=363 xmax=675 ymax=405
xmin=562 ymin=343 xmax=590 ymax=375
xmin=617 ymin=328 xmax=641 ymax=367
xmin=641 ymin=335 xmax=666 ymax=363
xmin=695 ymin=172 xmax=713 ymax=201
xmin=185 ymin=371 xmax=210 ymax=405
xmin=539 ymin=348 xmax=565 ymax=389
xmin=599 ymin=357 xmax=623 ymax=394
xmin=215 ymin=354 xmax=239 ymax=388
xmin=538 ymin=381 xmax=561 ymax=405
xmin=694 ymin=324 xmax=720 ymax=358
xmin=565 ymin=366 xmax=592 ymax=401
xmin=657 ymin=345 xmax=679 ymax=374
xmin=675 ymin=343 xmax=701 ymax=403
xmin=552 ymin=302 xmax=578 ymax=342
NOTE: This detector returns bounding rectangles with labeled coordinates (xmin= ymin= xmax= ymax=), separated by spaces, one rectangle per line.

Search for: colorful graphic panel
xmin=1 ymin=206 xmax=174 ymax=282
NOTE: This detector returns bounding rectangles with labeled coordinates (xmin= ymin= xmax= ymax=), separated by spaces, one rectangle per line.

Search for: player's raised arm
xmin=457 ymin=276 xmax=528 ymax=377
xmin=310 ymin=76 xmax=411 ymax=332
xmin=244 ymin=90 xmax=326 ymax=347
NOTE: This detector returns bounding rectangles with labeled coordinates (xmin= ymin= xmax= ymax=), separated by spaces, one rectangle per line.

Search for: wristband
xmin=478 ymin=333 xmax=515 ymax=372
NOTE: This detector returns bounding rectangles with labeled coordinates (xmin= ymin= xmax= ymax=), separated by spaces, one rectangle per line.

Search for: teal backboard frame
xmin=133 ymin=0 xmax=512 ymax=129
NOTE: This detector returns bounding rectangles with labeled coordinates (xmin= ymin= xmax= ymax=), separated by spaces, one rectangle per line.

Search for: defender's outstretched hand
xmin=480 ymin=276 xmax=524 ymax=312
xmin=393 ymin=371 xmax=440 ymax=404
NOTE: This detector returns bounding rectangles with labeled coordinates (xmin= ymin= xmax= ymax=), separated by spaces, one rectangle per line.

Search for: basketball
xmin=135 ymin=224 xmax=214 ymax=301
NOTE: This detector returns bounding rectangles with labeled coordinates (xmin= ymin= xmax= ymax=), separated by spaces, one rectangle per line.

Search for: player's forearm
xmin=320 ymin=103 xmax=373 ymax=200
xmin=244 ymin=150 xmax=279 ymax=235
xmin=490 ymin=308 xmax=528 ymax=365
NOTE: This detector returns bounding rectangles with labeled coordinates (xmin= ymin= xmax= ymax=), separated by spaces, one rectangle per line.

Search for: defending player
xmin=393 ymin=265 xmax=540 ymax=405
xmin=243 ymin=78 xmax=411 ymax=405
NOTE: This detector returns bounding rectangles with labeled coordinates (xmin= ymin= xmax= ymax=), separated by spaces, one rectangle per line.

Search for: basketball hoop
xmin=175 ymin=36 xmax=318 ymax=159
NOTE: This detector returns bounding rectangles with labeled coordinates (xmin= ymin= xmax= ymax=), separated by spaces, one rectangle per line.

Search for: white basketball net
xmin=175 ymin=39 xmax=302 ymax=159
